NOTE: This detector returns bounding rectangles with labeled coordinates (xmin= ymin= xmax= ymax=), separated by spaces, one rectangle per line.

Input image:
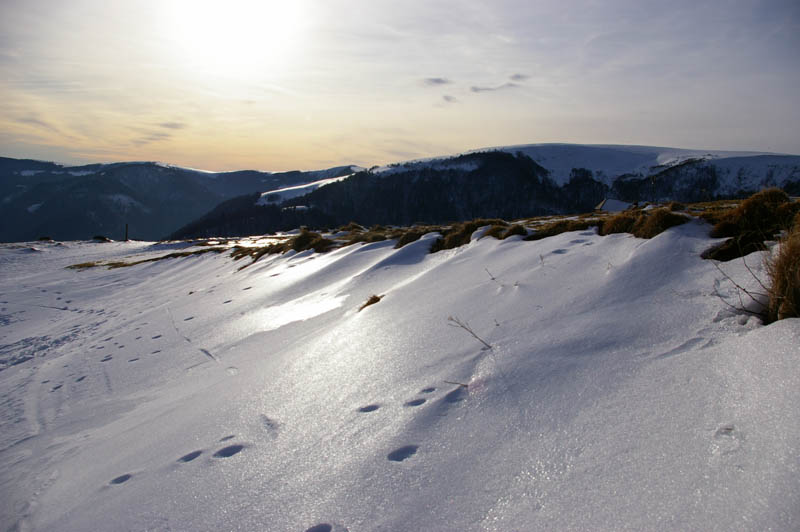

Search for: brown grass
xmin=631 ymin=209 xmax=689 ymax=238
xmin=704 ymin=189 xmax=799 ymax=261
xmin=358 ymin=294 xmax=384 ymax=311
xmin=766 ymin=224 xmax=800 ymax=321
xmin=524 ymin=219 xmax=597 ymax=241
xmin=430 ymin=219 xmax=508 ymax=252
xmin=598 ymin=213 xmax=637 ymax=235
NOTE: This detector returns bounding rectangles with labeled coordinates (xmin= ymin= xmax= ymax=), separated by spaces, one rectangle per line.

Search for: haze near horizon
xmin=1 ymin=0 xmax=799 ymax=171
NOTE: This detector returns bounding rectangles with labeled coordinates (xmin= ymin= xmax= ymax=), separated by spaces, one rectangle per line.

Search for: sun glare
xmin=163 ymin=0 xmax=305 ymax=78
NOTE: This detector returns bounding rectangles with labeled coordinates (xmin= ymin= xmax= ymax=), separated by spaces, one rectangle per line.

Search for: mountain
xmin=0 ymin=157 xmax=357 ymax=242
xmin=171 ymin=145 xmax=800 ymax=238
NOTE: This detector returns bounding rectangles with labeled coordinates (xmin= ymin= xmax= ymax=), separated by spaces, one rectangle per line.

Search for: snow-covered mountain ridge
xmin=1 ymin=220 xmax=798 ymax=530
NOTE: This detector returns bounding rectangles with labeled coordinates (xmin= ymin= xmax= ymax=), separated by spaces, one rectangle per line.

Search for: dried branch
xmin=447 ymin=315 xmax=492 ymax=349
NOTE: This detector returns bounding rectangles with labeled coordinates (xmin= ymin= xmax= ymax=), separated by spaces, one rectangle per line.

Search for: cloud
xmin=158 ymin=121 xmax=186 ymax=130
xmin=442 ymin=95 xmax=458 ymax=103
xmin=131 ymin=131 xmax=173 ymax=147
xmin=509 ymin=73 xmax=529 ymax=82
xmin=423 ymin=77 xmax=452 ymax=86
xmin=15 ymin=115 xmax=60 ymax=133
xmin=470 ymin=82 xmax=519 ymax=93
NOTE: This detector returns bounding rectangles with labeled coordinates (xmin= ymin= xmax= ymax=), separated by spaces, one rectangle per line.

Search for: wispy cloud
xmin=509 ymin=73 xmax=529 ymax=82
xmin=131 ymin=131 xmax=172 ymax=147
xmin=470 ymin=82 xmax=519 ymax=93
xmin=423 ymin=77 xmax=452 ymax=86
xmin=158 ymin=121 xmax=186 ymax=130
xmin=442 ymin=95 xmax=458 ymax=103
xmin=15 ymin=115 xmax=60 ymax=133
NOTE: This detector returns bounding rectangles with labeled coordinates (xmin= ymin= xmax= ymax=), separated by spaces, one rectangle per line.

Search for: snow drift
xmin=0 ymin=221 xmax=798 ymax=531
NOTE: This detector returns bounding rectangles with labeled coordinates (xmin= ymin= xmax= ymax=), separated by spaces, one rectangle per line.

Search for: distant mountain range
xmin=170 ymin=144 xmax=800 ymax=239
xmin=3 ymin=144 xmax=799 ymax=242
xmin=0 ymin=158 xmax=356 ymax=242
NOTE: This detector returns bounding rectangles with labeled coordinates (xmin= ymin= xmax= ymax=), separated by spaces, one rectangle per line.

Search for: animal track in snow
xmin=110 ymin=474 xmax=132 ymax=485
xmin=444 ymin=387 xmax=467 ymax=403
xmin=387 ymin=445 xmax=418 ymax=462
xmin=404 ymin=398 xmax=426 ymax=407
xmin=242 ymin=286 xmax=252 ymax=291
xmin=213 ymin=444 xmax=245 ymax=458
xmin=420 ymin=387 xmax=436 ymax=393
xmin=305 ymin=525 xmax=333 ymax=532
xmin=712 ymin=424 xmax=743 ymax=457
xmin=223 ymin=299 xmax=232 ymax=304
xmin=551 ymin=249 xmax=568 ymax=255
xmin=226 ymin=366 xmax=239 ymax=375
xmin=358 ymin=404 xmax=380 ymax=413
xmin=219 ymin=435 xmax=235 ymax=442
xmin=183 ymin=316 xmax=194 ymax=321
xmin=177 ymin=450 xmax=203 ymax=463
xmin=100 ymin=355 xmax=113 ymax=362
xmin=151 ymin=335 xmax=162 ymax=339
xmin=75 ymin=376 xmax=86 ymax=382
xmin=50 ymin=384 xmax=62 ymax=392
xmin=128 ymin=358 xmax=139 ymax=363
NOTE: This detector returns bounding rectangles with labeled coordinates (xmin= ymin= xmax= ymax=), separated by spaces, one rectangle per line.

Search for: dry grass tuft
xmin=766 ymin=224 xmax=800 ymax=321
xmin=358 ymin=294 xmax=384 ymax=311
xmin=704 ymin=189 xmax=799 ymax=261
xmin=430 ymin=219 xmax=508 ymax=252
xmin=631 ymin=209 xmax=689 ymax=238
xmin=598 ymin=212 xmax=637 ymax=236
xmin=525 ymin=219 xmax=597 ymax=241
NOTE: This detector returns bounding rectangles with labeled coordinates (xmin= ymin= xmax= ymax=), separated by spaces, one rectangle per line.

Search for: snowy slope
xmin=1 ymin=224 xmax=799 ymax=531
xmin=256 ymin=174 xmax=355 ymax=206
xmin=375 ymin=143 xmax=799 ymax=187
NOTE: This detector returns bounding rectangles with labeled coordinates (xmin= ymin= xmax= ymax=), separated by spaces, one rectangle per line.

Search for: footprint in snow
xmin=223 ymin=300 xmax=232 ymax=304
xmin=569 ymin=239 xmax=586 ymax=244
xmin=712 ymin=424 xmax=743 ymax=457
xmin=404 ymin=398 xmax=426 ymax=407
xmin=152 ymin=335 xmax=162 ymax=339
xmin=420 ymin=387 xmax=436 ymax=393
xmin=135 ymin=336 xmax=142 ymax=340
xmin=213 ymin=444 xmax=245 ymax=458
xmin=183 ymin=316 xmax=194 ymax=321
xmin=387 ymin=445 xmax=418 ymax=462
xmin=357 ymin=404 xmax=380 ymax=413
xmin=219 ymin=435 xmax=235 ymax=442
xmin=110 ymin=474 xmax=132 ymax=485
xmin=50 ymin=384 xmax=62 ymax=392
xmin=444 ymin=387 xmax=468 ymax=403
xmin=101 ymin=355 xmax=113 ymax=362
xmin=128 ymin=358 xmax=139 ymax=363
xmin=242 ymin=286 xmax=252 ymax=291
xmin=75 ymin=376 xmax=86 ymax=382
xmin=177 ymin=450 xmax=203 ymax=463
xmin=151 ymin=350 xmax=161 ymax=355
xmin=551 ymin=249 xmax=568 ymax=255
xmin=305 ymin=525 xmax=333 ymax=532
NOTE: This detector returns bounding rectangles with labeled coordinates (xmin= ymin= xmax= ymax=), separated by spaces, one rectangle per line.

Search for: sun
xmin=162 ymin=0 xmax=306 ymax=78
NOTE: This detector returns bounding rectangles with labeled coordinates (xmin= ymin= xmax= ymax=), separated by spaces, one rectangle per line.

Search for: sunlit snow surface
xmin=0 ymin=225 xmax=798 ymax=531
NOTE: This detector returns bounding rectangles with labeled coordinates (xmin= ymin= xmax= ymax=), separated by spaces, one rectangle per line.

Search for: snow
xmin=595 ymin=198 xmax=631 ymax=212
xmin=0 ymin=224 xmax=798 ymax=531
xmin=373 ymin=143 xmax=798 ymax=187
xmin=256 ymin=174 xmax=353 ymax=205
xmin=27 ymin=203 xmax=43 ymax=214
xmin=19 ymin=170 xmax=44 ymax=177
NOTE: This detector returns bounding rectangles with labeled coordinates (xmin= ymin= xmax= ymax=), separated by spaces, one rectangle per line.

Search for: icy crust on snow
xmin=0 ymin=226 xmax=798 ymax=531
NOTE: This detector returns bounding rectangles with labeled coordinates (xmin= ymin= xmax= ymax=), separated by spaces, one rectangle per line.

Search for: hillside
xmin=172 ymin=146 xmax=800 ymax=239
xmin=0 ymin=158 xmax=357 ymax=242
xmin=1 ymin=214 xmax=798 ymax=531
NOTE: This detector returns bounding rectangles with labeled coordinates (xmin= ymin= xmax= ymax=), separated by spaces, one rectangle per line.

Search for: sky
xmin=1 ymin=0 xmax=799 ymax=171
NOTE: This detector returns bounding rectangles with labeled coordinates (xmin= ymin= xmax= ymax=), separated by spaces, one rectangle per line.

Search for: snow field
xmin=0 ymin=222 xmax=798 ymax=531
